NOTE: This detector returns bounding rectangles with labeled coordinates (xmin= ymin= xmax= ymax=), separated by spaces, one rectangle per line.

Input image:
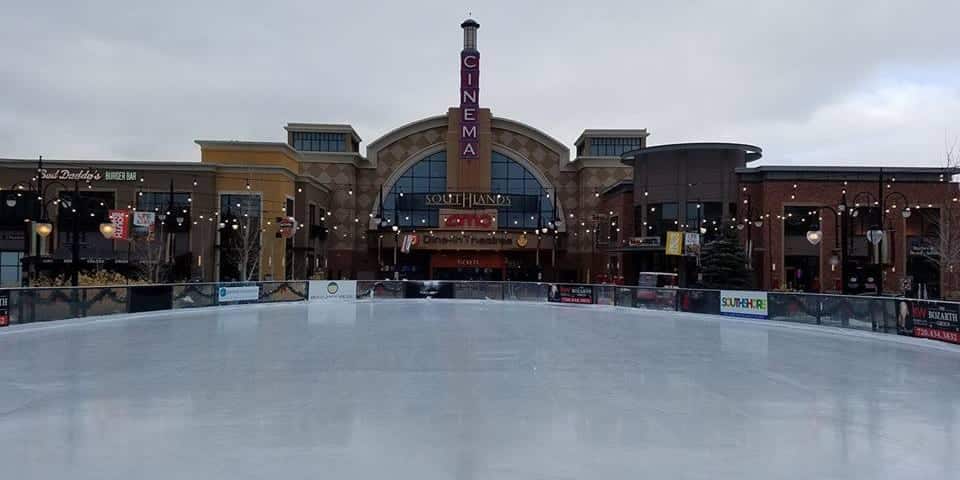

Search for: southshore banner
xmin=896 ymin=299 xmax=960 ymax=344
xmin=720 ymin=290 xmax=768 ymax=319
xmin=547 ymin=284 xmax=594 ymax=304
xmin=308 ymin=280 xmax=357 ymax=303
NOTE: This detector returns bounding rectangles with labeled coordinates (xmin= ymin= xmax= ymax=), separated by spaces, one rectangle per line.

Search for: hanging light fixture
xmin=806 ymin=229 xmax=823 ymax=245
xmin=35 ymin=222 xmax=53 ymax=237
xmin=99 ymin=222 xmax=116 ymax=239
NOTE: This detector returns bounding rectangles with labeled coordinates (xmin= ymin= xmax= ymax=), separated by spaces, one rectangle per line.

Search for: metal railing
xmin=1 ymin=280 xmax=957 ymax=346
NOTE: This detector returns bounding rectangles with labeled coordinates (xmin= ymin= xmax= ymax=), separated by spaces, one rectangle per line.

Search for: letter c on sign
xmin=463 ymin=55 xmax=478 ymax=68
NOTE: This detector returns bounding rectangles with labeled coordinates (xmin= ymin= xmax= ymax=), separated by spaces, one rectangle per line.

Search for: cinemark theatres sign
xmin=460 ymin=49 xmax=479 ymax=160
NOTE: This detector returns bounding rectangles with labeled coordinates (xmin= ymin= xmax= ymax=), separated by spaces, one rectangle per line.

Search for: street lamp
xmin=805 ymin=229 xmax=823 ymax=245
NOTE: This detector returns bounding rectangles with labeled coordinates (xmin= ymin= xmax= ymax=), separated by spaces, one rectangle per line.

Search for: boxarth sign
xmin=547 ymin=284 xmax=594 ymax=304
xmin=720 ymin=290 xmax=768 ymax=319
xmin=896 ymin=299 xmax=960 ymax=344
xmin=309 ymin=280 xmax=357 ymax=303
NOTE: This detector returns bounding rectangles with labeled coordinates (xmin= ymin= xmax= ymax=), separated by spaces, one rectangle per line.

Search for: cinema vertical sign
xmin=460 ymin=40 xmax=479 ymax=160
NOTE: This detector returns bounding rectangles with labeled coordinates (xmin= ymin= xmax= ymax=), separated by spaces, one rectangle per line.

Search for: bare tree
xmin=917 ymin=137 xmax=960 ymax=298
xmin=222 ymin=214 xmax=261 ymax=281
xmin=132 ymin=233 xmax=167 ymax=283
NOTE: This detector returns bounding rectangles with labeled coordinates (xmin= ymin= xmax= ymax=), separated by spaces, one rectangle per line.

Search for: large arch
xmin=368 ymin=148 xmax=566 ymax=231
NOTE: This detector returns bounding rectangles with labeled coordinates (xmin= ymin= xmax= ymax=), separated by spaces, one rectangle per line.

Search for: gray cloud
xmin=1 ymin=0 xmax=958 ymax=166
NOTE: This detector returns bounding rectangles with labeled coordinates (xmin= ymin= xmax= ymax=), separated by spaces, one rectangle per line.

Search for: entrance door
xmin=430 ymin=252 xmax=504 ymax=280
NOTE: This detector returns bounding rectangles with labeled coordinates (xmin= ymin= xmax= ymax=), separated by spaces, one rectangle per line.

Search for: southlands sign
xmin=424 ymin=192 xmax=511 ymax=209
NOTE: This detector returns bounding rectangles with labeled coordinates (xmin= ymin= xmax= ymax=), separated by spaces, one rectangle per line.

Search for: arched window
xmin=383 ymin=151 xmax=447 ymax=227
xmin=380 ymin=150 xmax=555 ymax=230
xmin=491 ymin=151 xmax=554 ymax=229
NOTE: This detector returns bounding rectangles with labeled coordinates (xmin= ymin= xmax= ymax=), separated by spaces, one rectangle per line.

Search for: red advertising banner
xmin=108 ymin=209 xmax=131 ymax=240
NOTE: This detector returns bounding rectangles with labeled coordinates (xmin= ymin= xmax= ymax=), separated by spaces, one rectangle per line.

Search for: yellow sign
xmin=665 ymin=231 xmax=683 ymax=256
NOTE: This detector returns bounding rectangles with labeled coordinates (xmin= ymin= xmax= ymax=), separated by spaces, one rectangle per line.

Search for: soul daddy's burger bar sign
xmin=39 ymin=168 xmax=139 ymax=182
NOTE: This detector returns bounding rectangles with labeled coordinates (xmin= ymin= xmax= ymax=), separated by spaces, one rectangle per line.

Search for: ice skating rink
xmin=1 ymin=300 xmax=958 ymax=479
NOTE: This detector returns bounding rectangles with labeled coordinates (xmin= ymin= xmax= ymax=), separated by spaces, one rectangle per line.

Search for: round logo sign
xmin=218 ymin=287 xmax=226 ymax=297
xmin=516 ymin=234 xmax=529 ymax=248
xmin=279 ymin=216 xmax=298 ymax=238
xmin=327 ymin=282 xmax=339 ymax=294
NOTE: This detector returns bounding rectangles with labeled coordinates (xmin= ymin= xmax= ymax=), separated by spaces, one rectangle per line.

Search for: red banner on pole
xmin=109 ymin=209 xmax=131 ymax=240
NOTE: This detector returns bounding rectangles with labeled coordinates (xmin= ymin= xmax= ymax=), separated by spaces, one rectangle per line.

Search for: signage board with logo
xmin=628 ymin=236 xmax=661 ymax=247
xmin=309 ymin=280 xmax=357 ymax=303
xmin=424 ymin=192 xmax=512 ymax=209
xmin=684 ymin=232 xmax=701 ymax=256
xmin=218 ymin=285 xmax=260 ymax=303
xmin=665 ymin=231 xmax=684 ymax=256
xmin=720 ymin=290 xmax=768 ymax=319
xmin=547 ymin=284 xmax=594 ymax=304
xmin=438 ymin=209 xmax=497 ymax=231
xmin=417 ymin=233 xmax=551 ymax=251
xmin=39 ymin=168 xmax=138 ymax=182
xmin=896 ymin=299 xmax=960 ymax=344
xmin=0 ymin=291 xmax=9 ymax=327
xmin=132 ymin=211 xmax=157 ymax=239
xmin=460 ymin=47 xmax=479 ymax=160
xmin=278 ymin=216 xmax=298 ymax=238
xmin=108 ymin=209 xmax=131 ymax=240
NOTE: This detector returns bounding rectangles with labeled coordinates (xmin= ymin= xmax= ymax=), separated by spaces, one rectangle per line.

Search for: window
xmin=136 ymin=191 xmax=191 ymax=233
xmin=383 ymin=151 xmax=447 ymax=228
xmin=490 ymin=151 xmax=554 ymax=230
xmin=686 ymin=201 xmax=723 ymax=239
xmin=609 ymin=215 xmax=619 ymax=243
xmin=646 ymin=202 xmax=678 ymax=238
xmin=0 ymin=251 xmax=22 ymax=287
xmin=137 ymin=192 xmax=191 ymax=216
xmin=0 ymin=192 xmax=38 ymax=227
xmin=783 ymin=206 xmax=819 ymax=237
xmin=291 ymin=132 xmax=347 ymax=152
xmin=589 ymin=137 xmax=642 ymax=156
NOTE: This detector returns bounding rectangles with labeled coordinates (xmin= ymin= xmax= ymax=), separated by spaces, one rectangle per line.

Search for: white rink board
xmin=308 ymin=280 xmax=357 ymax=302
xmin=1 ymin=301 xmax=958 ymax=480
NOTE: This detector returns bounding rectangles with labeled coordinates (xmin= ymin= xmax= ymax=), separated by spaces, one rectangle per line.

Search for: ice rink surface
xmin=1 ymin=300 xmax=959 ymax=479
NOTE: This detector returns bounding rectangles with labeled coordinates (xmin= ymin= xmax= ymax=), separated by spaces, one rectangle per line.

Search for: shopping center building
xmin=1 ymin=18 xmax=958 ymax=298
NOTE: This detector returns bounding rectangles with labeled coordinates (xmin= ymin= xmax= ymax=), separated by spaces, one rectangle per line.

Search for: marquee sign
xmin=39 ymin=168 xmax=138 ymax=182
xmin=460 ymin=35 xmax=479 ymax=159
xmin=439 ymin=209 xmax=497 ymax=231
xmin=424 ymin=192 xmax=511 ymax=209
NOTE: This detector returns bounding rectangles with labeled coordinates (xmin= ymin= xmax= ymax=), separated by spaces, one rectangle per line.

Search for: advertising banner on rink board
xmin=308 ymin=280 xmax=357 ymax=303
xmin=217 ymin=285 xmax=260 ymax=303
xmin=547 ymin=284 xmax=594 ymax=304
xmin=896 ymin=299 xmax=960 ymax=344
xmin=720 ymin=290 xmax=768 ymax=319
xmin=0 ymin=290 xmax=9 ymax=327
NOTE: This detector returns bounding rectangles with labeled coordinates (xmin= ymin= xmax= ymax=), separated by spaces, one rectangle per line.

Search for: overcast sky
xmin=2 ymin=0 xmax=958 ymax=166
